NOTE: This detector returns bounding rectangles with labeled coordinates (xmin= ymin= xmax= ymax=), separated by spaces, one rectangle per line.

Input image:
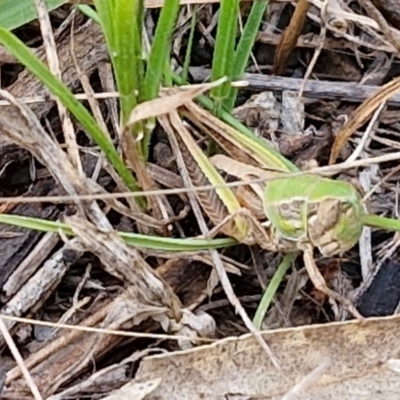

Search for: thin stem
xmin=253 ymin=253 xmax=296 ymax=330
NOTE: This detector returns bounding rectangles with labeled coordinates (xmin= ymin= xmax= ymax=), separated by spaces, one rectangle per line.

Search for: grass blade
xmin=0 ymin=26 xmax=140 ymax=193
xmin=196 ymin=91 xmax=298 ymax=172
xmin=141 ymin=0 xmax=180 ymax=101
xmin=224 ymin=1 xmax=269 ymax=112
xmin=75 ymin=5 xmax=101 ymax=24
xmin=253 ymin=253 xmax=296 ymax=329
xmin=0 ymin=0 xmax=68 ymax=30
xmin=362 ymin=214 xmax=400 ymax=232
xmin=94 ymin=0 xmax=144 ymax=124
xmin=210 ymin=0 xmax=239 ymax=116
xmin=181 ymin=7 xmax=197 ymax=84
xmin=140 ymin=0 xmax=180 ymax=156
xmin=0 ymin=214 xmax=237 ymax=251
xmin=171 ymin=72 xmax=298 ymax=172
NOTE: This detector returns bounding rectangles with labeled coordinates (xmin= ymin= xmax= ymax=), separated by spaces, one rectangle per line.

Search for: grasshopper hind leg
xmin=198 ymin=207 xmax=279 ymax=251
xmin=302 ymin=247 xmax=364 ymax=321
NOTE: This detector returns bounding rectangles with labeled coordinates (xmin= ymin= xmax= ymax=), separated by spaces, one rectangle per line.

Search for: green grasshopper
xmin=163 ymin=97 xmax=373 ymax=320
xmin=264 ymin=174 xmax=364 ymax=258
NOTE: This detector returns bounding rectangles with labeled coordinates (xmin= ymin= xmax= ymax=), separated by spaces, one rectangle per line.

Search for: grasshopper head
xmin=307 ymin=187 xmax=365 ymax=257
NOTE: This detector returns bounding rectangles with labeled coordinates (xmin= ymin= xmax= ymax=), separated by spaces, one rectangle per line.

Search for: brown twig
xmin=272 ymin=0 xmax=310 ymax=75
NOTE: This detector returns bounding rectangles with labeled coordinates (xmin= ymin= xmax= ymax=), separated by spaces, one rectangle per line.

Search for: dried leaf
xmin=134 ymin=314 xmax=400 ymax=399
xmin=102 ymin=378 xmax=161 ymax=400
xmin=127 ymin=79 xmax=226 ymax=126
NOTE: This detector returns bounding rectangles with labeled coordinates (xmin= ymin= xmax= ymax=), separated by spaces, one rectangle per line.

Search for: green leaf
xmin=0 ymin=0 xmax=68 ymax=30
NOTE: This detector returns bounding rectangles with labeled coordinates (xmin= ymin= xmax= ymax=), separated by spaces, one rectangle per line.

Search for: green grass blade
xmin=362 ymin=214 xmax=400 ymax=232
xmin=92 ymin=0 xmax=115 ymax=48
xmin=0 ymin=0 xmax=68 ymax=30
xmin=224 ymin=1 xmax=269 ymax=112
xmin=0 ymin=26 xmax=141 ymax=195
xmin=140 ymin=0 xmax=180 ymax=157
xmin=76 ymin=5 xmax=101 ymax=24
xmin=0 ymin=214 xmax=236 ymax=251
xmin=253 ymin=253 xmax=296 ymax=329
xmin=94 ymin=0 xmax=144 ymax=124
xmin=141 ymin=0 xmax=180 ymax=102
xmin=181 ymin=8 xmax=197 ymax=84
xmin=210 ymin=0 xmax=239 ymax=116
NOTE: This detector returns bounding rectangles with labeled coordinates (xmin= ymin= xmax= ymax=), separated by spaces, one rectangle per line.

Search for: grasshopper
xmin=161 ymin=97 xmax=367 ymax=320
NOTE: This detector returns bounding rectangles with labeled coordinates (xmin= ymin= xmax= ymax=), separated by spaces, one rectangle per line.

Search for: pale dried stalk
xmin=330 ymin=75 xmax=400 ymax=164
xmin=34 ymin=0 xmax=83 ymax=176
xmin=0 ymin=318 xmax=43 ymax=400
